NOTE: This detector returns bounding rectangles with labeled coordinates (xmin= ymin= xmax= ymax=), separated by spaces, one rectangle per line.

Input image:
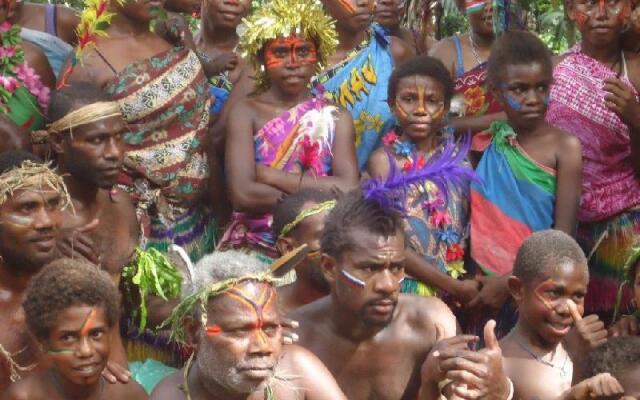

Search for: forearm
xmin=417 ymin=380 xmax=441 ymax=400
xmin=229 ymin=181 xmax=285 ymax=213
xmin=450 ymin=112 xmax=507 ymax=134
xmin=264 ymin=168 xmax=356 ymax=194
xmin=405 ymin=249 xmax=460 ymax=294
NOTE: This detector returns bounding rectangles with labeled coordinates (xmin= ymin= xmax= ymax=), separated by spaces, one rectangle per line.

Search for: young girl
xmin=3 ymin=258 xmax=147 ymax=399
xmin=367 ymin=55 xmax=479 ymax=304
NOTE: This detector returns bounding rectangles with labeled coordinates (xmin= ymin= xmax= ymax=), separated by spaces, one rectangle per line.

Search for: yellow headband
xmin=48 ymin=101 xmax=122 ymax=135
xmin=0 ymin=160 xmax=71 ymax=208
xmin=278 ymin=200 xmax=336 ymax=239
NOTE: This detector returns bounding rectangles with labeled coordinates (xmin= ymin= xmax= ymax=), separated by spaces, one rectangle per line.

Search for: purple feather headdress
xmin=361 ymin=133 xmax=478 ymax=214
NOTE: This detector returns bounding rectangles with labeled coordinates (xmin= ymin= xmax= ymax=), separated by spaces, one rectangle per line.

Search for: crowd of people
xmin=0 ymin=0 xmax=639 ymax=397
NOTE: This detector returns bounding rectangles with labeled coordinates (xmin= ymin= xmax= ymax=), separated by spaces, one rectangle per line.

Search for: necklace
xmin=50 ymin=370 xmax=105 ymax=400
xmin=467 ymin=33 xmax=484 ymax=66
xmin=512 ymin=335 xmax=570 ymax=378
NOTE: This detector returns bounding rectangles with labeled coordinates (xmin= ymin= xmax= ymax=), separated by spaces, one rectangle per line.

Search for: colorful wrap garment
xmin=381 ymin=132 xmax=471 ymax=296
xmin=20 ymin=27 xmax=72 ymax=78
xmin=546 ymin=45 xmax=640 ymax=319
xmin=470 ymin=121 xmax=556 ymax=276
xmin=104 ymin=46 xmax=216 ymax=263
xmin=208 ymin=72 xmax=232 ymax=117
xmin=218 ymin=96 xmax=337 ymax=258
xmin=449 ymin=36 xmax=502 ymax=123
xmin=312 ymin=24 xmax=394 ymax=170
xmin=2 ymin=86 xmax=45 ymax=132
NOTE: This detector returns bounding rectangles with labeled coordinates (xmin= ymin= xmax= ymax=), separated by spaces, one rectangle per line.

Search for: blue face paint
xmin=543 ymin=95 xmax=550 ymax=106
xmin=504 ymin=93 xmax=522 ymax=111
xmin=341 ymin=269 xmax=366 ymax=288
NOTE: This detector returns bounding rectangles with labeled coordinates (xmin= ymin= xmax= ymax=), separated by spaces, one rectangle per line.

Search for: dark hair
xmin=0 ymin=150 xmax=42 ymax=174
xmin=387 ymin=55 xmax=455 ymax=105
xmin=321 ymin=190 xmax=403 ymax=260
xmin=587 ymin=336 xmax=640 ymax=377
xmin=272 ymin=188 xmax=337 ymax=238
xmin=23 ymin=258 xmax=120 ymax=340
xmin=487 ymin=31 xmax=552 ymax=88
xmin=513 ymin=230 xmax=588 ymax=284
xmin=48 ymin=81 xmax=113 ymax=123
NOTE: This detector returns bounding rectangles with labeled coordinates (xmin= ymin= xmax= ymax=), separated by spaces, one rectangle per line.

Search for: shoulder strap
xmin=452 ymin=36 xmax=465 ymax=78
xmin=44 ymin=4 xmax=57 ymax=37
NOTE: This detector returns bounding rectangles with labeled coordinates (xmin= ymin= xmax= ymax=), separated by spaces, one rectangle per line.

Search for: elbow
xmin=228 ymin=186 xmax=259 ymax=213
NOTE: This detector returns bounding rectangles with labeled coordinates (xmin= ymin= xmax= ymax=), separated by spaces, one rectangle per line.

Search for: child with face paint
xmin=4 ymin=258 xmax=148 ymax=399
xmin=367 ymin=55 xmax=480 ymax=306
xmin=467 ymin=32 xmax=583 ymax=333
xmin=220 ymin=0 xmax=359 ymax=260
xmin=499 ymin=230 xmax=609 ymax=400
xmin=547 ymin=0 xmax=640 ymax=325
xmin=610 ymin=247 xmax=640 ymax=337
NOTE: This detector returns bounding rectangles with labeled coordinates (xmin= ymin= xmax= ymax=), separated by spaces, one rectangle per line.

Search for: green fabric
xmin=491 ymin=120 xmax=556 ymax=195
xmin=129 ymin=359 xmax=177 ymax=394
xmin=4 ymin=86 xmax=44 ymax=132
xmin=400 ymin=277 xmax=438 ymax=297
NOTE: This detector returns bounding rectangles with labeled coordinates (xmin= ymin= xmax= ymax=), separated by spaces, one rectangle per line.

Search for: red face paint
xmin=575 ymin=10 xmax=590 ymax=28
xmin=336 ymin=0 xmax=356 ymax=14
xmin=216 ymin=286 xmax=277 ymax=345
xmin=264 ymin=37 xmax=318 ymax=70
xmin=533 ymin=279 xmax=557 ymax=311
xmin=206 ymin=325 xmax=223 ymax=336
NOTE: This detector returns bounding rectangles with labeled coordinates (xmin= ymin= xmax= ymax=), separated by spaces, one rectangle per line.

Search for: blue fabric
xmin=129 ymin=359 xmax=177 ymax=394
xmin=45 ymin=4 xmax=57 ymax=36
xmin=313 ymin=24 xmax=395 ymax=170
xmin=452 ymin=36 xmax=465 ymax=79
xmin=209 ymin=85 xmax=230 ymax=114
xmin=20 ymin=27 xmax=73 ymax=78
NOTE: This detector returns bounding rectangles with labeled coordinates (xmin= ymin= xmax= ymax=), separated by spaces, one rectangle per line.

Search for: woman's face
xmin=465 ymin=0 xmax=495 ymax=37
xmin=203 ymin=0 xmax=251 ymax=29
xmin=568 ymin=0 xmax=629 ymax=46
xmin=117 ymin=0 xmax=163 ymax=22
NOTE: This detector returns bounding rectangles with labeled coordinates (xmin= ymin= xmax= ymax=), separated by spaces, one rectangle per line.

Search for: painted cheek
xmin=0 ymin=214 xmax=35 ymax=227
xmin=575 ymin=10 xmax=590 ymax=29
xmin=341 ymin=269 xmax=367 ymax=288
xmin=533 ymin=280 xmax=556 ymax=312
xmin=264 ymin=50 xmax=285 ymax=70
xmin=504 ymin=94 xmax=523 ymax=111
xmin=206 ymin=325 xmax=223 ymax=336
xmin=336 ymin=0 xmax=356 ymax=14
xmin=394 ymin=99 xmax=410 ymax=118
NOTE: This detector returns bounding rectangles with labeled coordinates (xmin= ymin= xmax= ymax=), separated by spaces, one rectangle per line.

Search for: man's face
xmin=204 ymin=0 xmax=251 ymax=29
xmin=57 ymin=116 xmax=126 ymax=189
xmin=196 ymin=281 xmax=282 ymax=395
xmin=45 ymin=305 xmax=110 ymax=386
xmin=324 ymin=229 xmax=405 ymax=327
xmin=518 ymin=262 xmax=588 ymax=347
xmin=0 ymin=188 xmax=63 ymax=273
xmin=569 ymin=0 xmax=629 ymax=45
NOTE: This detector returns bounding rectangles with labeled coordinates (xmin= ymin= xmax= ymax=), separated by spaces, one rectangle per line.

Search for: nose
xmin=372 ymin=269 xmax=398 ymax=295
xmin=523 ymin=89 xmax=541 ymax=106
xmin=104 ymin=137 xmax=122 ymax=161
xmin=77 ymin=336 xmax=94 ymax=358
xmin=594 ymin=0 xmax=609 ymax=18
xmin=555 ymin=299 xmax=571 ymax=316
xmin=33 ymin=205 xmax=56 ymax=231
xmin=247 ymin=329 xmax=274 ymax=356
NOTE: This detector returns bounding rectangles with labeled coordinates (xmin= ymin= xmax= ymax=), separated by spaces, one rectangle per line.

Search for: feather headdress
xmin=362 ymin=134 xmax=477 ymax=214
xmin=238 ymin=0 xmax=338 ymax=91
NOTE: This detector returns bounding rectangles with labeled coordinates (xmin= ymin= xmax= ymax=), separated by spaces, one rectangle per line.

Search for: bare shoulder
xmin=367 ymin=147 xmax=390 ymax=179
xmin=150 ymin=370 xmax=185 ymax=400
xmin=64 ymin=49 xmax=114 ymax=88
xmin=109 ymin=379 xmax=149 ymax=400
xmin=389 ymin=36 xmax=415 ymax=66
xmin=1 ymin=373 xmax=47 ymax=400
xmin=106 ymin=188 xmax=136 ymax=218
xmin=280 ymin=344 xmax=322 ymax=369
xmin=398 ymin=294 xmax=456 ymax=336
xmin=428 ymin=37 xmax=455 ymax=60
xmin=22 ymin=41 xmax=53 ymax=84
xmin=287 ymin=297 xmax=331 ymax=335
xmin=55 ymin=4 xmax=80 ymax=43
xmin=546 ymin=123 xmax=581 ymax=155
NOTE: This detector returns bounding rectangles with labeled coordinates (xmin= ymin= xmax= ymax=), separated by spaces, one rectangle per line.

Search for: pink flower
xmin=15 ymin=63 xmax=50 ymax=111
xmin=382 ymin=131 xmax=399 ymax=146
xmin=0 ymin=76 xmax=18 ymax=92
xmin=0 ymin=22 xmax=12 ymax=33
xmin=422 ymin=196 xmax=445 ymax=212
xmin=297 ymin=135 xmax=323 ymax=175
xmin=430 ymin=211 xmax=451 ymax=227
xmin=0 ymin=47 xmax=16 ymax=58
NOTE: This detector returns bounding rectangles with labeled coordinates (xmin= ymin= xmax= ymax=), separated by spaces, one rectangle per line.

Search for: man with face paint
xmin=0 ymin=151 xmax=67 ymax=392
xmin=468 ymin=32 xmax=583 ymax=333
xmin=290 ymin=190 xmax=513 ymax=400
xmin=151 ymin=250 xmax=347 ymax=400
xmin=221 ymin=0 xmax=358 ymax=260
xmin=500 ymin=230 xmax=610 ymax=400
xmin=272 ymin=189 xmax=337 ymax=314
xmin=547 ymin=0 xmax=640 ymax=325
xmin=3 ymin=258 xmax=148 ymax=400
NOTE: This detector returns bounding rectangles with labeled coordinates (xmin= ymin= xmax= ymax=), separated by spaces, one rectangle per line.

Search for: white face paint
xmin=0 ymin=214 xmax=35 ymax=227
xmin=341 ymin=269 xmax=367 ymax=287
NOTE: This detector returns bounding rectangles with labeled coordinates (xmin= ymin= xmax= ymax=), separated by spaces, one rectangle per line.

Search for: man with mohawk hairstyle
xmin=150 ymin=250 xmax=348 ymax=400
xmin=220 ymin=0 xmax=358 ymax=261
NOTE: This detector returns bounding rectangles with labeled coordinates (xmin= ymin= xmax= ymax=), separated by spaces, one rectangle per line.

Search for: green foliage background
xmin=31 ymin=0 xmax=575 ymax=53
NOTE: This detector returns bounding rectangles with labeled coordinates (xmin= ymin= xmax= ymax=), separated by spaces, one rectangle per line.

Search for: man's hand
xmin=609 ymin=314 xmax=639 ymax=337
xmin=468 ymin=275 xmax=510 ymax=312
xmin=57 ymin=219 xmax=100 ymax=265
xmin=564 ymin=300 xmax=608 ymax=360
xmin=208 ymin=52 xmax=239 ymax=76
xmin=604 ymin=77 xmax=640 ymax=128
xmin=562 ymin=373 xmax=624 ymax=400
xmin=102 ymin=360 xmax=131 ymax=384
xmin=421 ymin=324 xmax=480 ymax=386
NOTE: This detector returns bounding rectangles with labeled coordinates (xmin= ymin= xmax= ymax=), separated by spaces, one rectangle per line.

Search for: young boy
xmin=220 ymin=0 xmax=359 ymax=260
xmin=469 ymin=31 xmax=582 ymax=317
xmin=582 ymin=336 xmax=640 ymax=398
xmin=499 ymin=230 xmax=607 ymax=400
xmin=366 ymin=55 xmax=479 ymax=304
xmin=2 ymin=258 xmax=147 ymax=399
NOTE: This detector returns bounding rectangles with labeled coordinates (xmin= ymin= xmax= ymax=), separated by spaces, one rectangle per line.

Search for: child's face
xmin=264 ymin=36 xmax=318 ymax=96
xmin=496 ymin=62 xmax=552 ymax=131
xmin=568 ymin=0 xmax=629 ymax=46
xmin=391 ymin=75 xmax=448 ymax=141
xmin=322 ymin=0 xmax=375 ymax=32
xmin=518 ymin=262 xmax=589 ymax=347
xmin=44 ymin=305 xmax=110 ymax=386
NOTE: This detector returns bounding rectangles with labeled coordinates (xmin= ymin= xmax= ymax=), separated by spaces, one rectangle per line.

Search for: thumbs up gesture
xmin=564 ymin=300 xmax=608 ymax=360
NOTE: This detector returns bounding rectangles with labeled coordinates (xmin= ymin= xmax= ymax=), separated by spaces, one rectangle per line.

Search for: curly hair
xmin=23 ymin=258 xmax=120 ymax=340
xmin=387 ymin=55 xmax=455 ymax=106
xmin=487 ymin=30 xmax=552 ymax=88
xmin=513 ymin=230 xmax=588 ymax=285
xmin=587 ymin=336 xmax=640 ymax=377
xmin=321 ymin=190 xmax=403 ymax=261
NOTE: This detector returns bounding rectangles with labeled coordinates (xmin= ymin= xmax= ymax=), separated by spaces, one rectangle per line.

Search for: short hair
xmin=513 ymin=230 xmax=588 ymax=284
xmin=487 ymin=31 xmax=552 ymax=88
xmin=587 ymin=336 xmax=640 ymax=377
xmin=183 ymin=250 xmax=269 ymax=298
xmin=387 ymin=55 xmax=455 ymax=105
xmin=23 ymin=258 xmax=120 ymax=340
xmin=0 ymin=150 xmax=42 ymax=174
xmin=321 ymin=190 xmax=403 ymax=260
xmin=48 ymin=81 xmax=112 ymax=123
xmin=272 ymin=188 xmax=337 ymax=238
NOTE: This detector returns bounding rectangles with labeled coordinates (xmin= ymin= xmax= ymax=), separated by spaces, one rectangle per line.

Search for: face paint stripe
xmin=341 ymin=269 xmax=367 ymax=287
xmin=80 ymin=308 xmax=97 ymax=337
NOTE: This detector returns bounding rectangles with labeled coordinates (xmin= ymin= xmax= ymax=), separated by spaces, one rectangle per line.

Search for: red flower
xmin=96 ymin=0 xmax=108 ymax=17
xmin=446 ymin=244 xmax=464 ymax=262
xmin=383 ymin=131 xmax=399 ymax=146
xmin=415 ymin=155 xmax=426 ymax=169
xmin=430 ymin=211 xmax=451 ymax=227
xmin=402 ymin=160 xmax=413 ymax=171
xmin=298 ymin=136 xmax=322 ymax=175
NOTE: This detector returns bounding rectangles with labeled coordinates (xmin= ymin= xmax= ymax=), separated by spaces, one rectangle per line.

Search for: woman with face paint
xmin=4 ymin=258 xmax=148 ymax=399
xmin=546 ymin=0 xmax=640 ymax=325
xmin=220 ymin=0 xmax=359 ymax=261
xmin=367 ymin=56 xmax=480 ymax=306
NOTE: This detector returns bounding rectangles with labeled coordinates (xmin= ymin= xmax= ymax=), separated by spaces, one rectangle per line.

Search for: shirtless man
xmin=290 ymin=190 xmax=512 ymax=400
xmin=272 ymin=189 xmax=336 ymax=314
xmin=48 ymin=82 xmax=138 ymax=285
xmin=151 ymin=250 xmax=348 ymax=400
xmin=0 ymin=151 xmax=67 ymax=392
